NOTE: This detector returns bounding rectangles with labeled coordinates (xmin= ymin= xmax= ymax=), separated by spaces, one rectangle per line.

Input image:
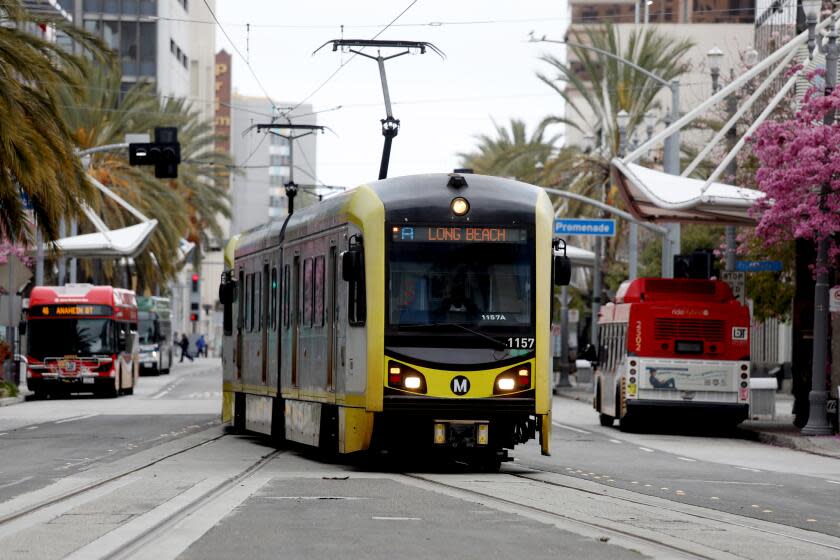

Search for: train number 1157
xmin=507 ymin=337 xmax=535 ymax=349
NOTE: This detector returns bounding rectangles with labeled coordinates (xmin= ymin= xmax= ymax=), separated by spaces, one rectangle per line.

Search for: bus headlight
xmin=404 ymin=376 xmax=422 ymax=390
xmin=497 ymin=378 xmax=515 ymax=391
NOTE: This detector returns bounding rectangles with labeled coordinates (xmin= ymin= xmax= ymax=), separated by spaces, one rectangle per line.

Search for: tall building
xmin=228 ymin=94 xmax=319 ymax=236
xmin=562 ymin=2 xmax=757 ymax=148
xmin=58 ymin=0 xmax=215 ymax=122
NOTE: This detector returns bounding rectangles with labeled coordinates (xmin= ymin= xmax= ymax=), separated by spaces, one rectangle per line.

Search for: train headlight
xmin=404 ymin=376 xmax=422 ymax=390
xmin=451 ymin=197 xmax=470 ymax=216
xmin=387 ymin=361 xmax=427 ymax=394
xmin=493 ymin=363 xmax=531 ymax=395
xmin=497 ymin=377 xmax=515 ymax=391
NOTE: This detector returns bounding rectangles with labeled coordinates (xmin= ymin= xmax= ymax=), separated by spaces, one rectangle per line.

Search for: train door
xmin=261 ymin=261 xmax=269 ymax=384
xmin=327 ymin=239 xmax=338 ymax=394
xmin=236 ymin=268 xmax=244 ymax=380
xmin=291 ymin=253 xmax=300 ymax=387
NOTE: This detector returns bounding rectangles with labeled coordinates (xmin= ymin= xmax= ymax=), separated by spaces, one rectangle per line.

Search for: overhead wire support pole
xmin=313 ymin=39 xmax=444 ymax=180
xmin=251 ymin=123 xmax=328 ymax=215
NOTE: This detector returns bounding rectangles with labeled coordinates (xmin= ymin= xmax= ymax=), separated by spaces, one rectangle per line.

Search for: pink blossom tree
xmin=749 ymin=74 xmax=840 ymax=268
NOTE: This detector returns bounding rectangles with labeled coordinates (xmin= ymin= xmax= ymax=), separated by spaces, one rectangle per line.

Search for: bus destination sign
xmin=392 ymin=226 xmax=527 ymax=243
xmin=30 ymin=304 xmax=113 ymax=317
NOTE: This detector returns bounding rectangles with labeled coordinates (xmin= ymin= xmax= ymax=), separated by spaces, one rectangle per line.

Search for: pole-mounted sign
xmin=554 ymin=218 xmax=616 ymax=237
xmin=129 ymin=127 xmax=181 ymax=179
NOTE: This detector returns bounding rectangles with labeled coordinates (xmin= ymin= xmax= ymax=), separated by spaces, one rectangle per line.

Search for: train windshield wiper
xmin=397 ymin=322 xmax=508 ymax=351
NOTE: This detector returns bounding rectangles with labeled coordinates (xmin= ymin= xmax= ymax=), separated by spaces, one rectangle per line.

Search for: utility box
xmin=749 ymin=377 xmax=777 ymax=418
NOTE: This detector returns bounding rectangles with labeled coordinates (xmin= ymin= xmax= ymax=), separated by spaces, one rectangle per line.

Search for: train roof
xmin=234 ymin=173 xmax=547 ymax=258
xmin=29 ymin=284 xmax=138 ymax=308
xmin=614 ymin=278 xmax=736 ymax=304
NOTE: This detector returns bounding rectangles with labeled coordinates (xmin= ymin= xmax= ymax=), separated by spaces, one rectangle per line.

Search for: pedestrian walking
xmin=179 ymin=333 xmax=193 ymax=362
xmin=196 ymin=334 xmax=207 ymax=358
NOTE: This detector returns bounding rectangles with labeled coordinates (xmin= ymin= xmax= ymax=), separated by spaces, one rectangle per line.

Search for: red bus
xmin=591 ymin=278 xmax=750 ymax=430
xmin=25 ymin=284 xmax=139 ymax=398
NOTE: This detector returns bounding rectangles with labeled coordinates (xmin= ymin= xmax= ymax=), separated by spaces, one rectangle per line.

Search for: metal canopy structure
xmin=610 ymin=13 xmax=837 ymax=224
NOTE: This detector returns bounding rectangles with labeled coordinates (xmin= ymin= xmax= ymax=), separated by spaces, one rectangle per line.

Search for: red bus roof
xmin=29 ymin=284 xmax=137 ymax=311
xmin=614 ymin=278 xmax=735 ymax=304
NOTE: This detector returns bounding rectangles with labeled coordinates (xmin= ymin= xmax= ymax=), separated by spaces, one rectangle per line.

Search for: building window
xmin=270 ymin=154 xmax=291 ymax=167
xmin=103 ymin=0 xmax=119 ymax=14
xmin=103 ymin=20 xmax=119 ymax=49
xmin=140 ymin=0 xmax=156 ymax=16
xmin=83 ymin=0 xmax=102 ymax=10
xmin=140 ymin=22 xmax=155 ymax=76
xmin=120 ymin=21 xmax=138 ymax=76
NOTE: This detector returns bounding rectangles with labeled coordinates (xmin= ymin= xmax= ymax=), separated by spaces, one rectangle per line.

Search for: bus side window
xmin=117 ymin=322 xmax=129 ymax=353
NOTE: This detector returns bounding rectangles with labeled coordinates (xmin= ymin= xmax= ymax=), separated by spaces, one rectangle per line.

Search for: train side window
xmin=283 ymin=265 xmax=290 ymax=329
xmin=248 ymin=273 xmax=255 ymax=332
xmin=314 ymin=256 xmax=325 ymax=328
xmin=255 ymin=272 xmax=263 ymax=330
xmin=271 ymin=267 xmax=278 ymax=331
xmin=303 ymin=258 xmax=313 ymax=327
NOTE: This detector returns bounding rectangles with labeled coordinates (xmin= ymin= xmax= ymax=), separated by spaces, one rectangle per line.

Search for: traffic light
xmin=191 ymin=273 xmax=200 ymax=292
xmin=674 ymin=251 xmax=714 ymax=279
xmin=190 ymin=312 xmax=198 ymax=322
xmin=129 ymin=127 xmax=181 ymax=179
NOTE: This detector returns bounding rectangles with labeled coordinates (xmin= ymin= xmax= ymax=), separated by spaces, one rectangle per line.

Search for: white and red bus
xmin=25 ymin=284 xmax=139 ymax=398
xmin=591 ymin=278 xmax=750 ymax=430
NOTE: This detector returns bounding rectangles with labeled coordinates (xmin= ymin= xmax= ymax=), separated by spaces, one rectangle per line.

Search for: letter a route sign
xmin=554 ymin=218 xmax=616 ymax=237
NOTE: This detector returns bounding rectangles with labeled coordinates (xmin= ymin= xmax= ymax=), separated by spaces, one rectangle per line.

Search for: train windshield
xmin=27 ymin=318 xmax=116 ymax=360
xmin=388 ymin=240 xmax=532 ymax=328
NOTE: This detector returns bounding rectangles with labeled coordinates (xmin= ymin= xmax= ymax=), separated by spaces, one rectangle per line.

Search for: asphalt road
xmin=0 ymin=358 xmax=220 ymax=503
xmin=2 ymin=364 xmax=840 ymax=559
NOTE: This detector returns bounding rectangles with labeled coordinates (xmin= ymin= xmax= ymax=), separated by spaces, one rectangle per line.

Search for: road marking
xmin=372 ymin=516 xmax=422 ymax=521
xmin=660 ymin=487 xmax=669 ymax=491
xmin=0 ymin=433 xmax=7 ymax=436
xmin=826 ymin=480 xmax=840 ymax=485
xmin=260 ymin=496 xmax=370 ymax=500
xmin=638 ymin=447 xmax=654 ymax=453
xmin=0 ymin=476 xmax=33 ymax=490
xmin=807 ymin=518 xmax=817 ymax=523
xmin=608 ymin=439 xmax=622 ymax=444
xmin=675 ymin=490 xmax=685 ymax=495
xmin=25 ymin=426 xmax=38 ymax=430
xmin=54 ymin=413 xmax=100 ymax=424
xmin=630 ymin=481 xmax=638 ymax=484
xmin=552 ymin=422 xmax=591 ymax=435
xmin=643 ymin=484 xmax=652 ymax=487
xmin=696 ymin=480 xmax=782 ymax=486
xmin=710 ymin=497 xmax=720 ymax=500
xmin=677 ymin=457 xmax=696 ymax=462
xmin=751 ymin=504 xmax=760 ymax=508
xmin=762 ymin=509 xmax=773 ymax=513
xmin=735 ymin=466 xmax=762 ymax=473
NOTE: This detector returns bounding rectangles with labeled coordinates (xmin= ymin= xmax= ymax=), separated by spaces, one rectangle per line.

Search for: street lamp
xmin=744 ymin=48 xmax=759 ymax=69
xmin=616 ymin=110 xmax=638 ymax=281
xmin=801 ymin=1 xmax=837 ymax=436
xmin=707 ymin=46 xmax=724 ymax=93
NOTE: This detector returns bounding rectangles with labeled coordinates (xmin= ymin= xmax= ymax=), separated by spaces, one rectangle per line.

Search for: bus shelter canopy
xmin=51 ymin=220 xmax=158 ymax=258
xmin=611 ymin=160 xmax=764 ymax=225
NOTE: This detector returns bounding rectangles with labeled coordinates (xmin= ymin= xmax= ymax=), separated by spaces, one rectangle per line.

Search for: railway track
xmin=402 ymin=471 xmax=720 ymax=560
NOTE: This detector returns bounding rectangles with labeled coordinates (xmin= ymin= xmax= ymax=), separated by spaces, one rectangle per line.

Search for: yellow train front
xmin=220 ymin=172 xmax=566 ymax=465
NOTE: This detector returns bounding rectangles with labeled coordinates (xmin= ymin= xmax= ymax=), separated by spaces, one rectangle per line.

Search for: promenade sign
xmin=554 ymin=218 xmax=616 ymax=237
xmin=736 ymin=260 xmax=783 ymax=272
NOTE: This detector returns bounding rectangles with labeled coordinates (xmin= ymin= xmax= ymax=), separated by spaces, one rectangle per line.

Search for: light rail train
xmin=220 ymin=172 xmax=571 ymax=466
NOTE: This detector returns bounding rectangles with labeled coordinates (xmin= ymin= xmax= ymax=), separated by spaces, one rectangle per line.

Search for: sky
xmin=213 ymin=0 xmax=569 ymax=189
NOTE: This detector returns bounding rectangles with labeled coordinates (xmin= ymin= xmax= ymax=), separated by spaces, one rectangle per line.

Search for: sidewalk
xmin=555 ymin=377 xmax=840 ymax=460
xmin=0 ymin=381 xmax=32 ymax=407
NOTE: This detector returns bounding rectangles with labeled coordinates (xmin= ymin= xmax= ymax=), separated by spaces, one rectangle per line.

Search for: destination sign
xmin=30 ymin=304 xmax=112 ymax=317
xmin=392 ymin=226 xmax=527 ymax=243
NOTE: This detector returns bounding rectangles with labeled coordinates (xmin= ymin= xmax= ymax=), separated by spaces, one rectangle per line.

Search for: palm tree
xmin=0 ymin=1 xmax=107 ymax=243
xmin=59 ymin=64 xmax=231 ymax=290
xmin=536 ymin=24 xmax=694 ymax=280
xmin=458 ymin=118 xmax=559 ymax=182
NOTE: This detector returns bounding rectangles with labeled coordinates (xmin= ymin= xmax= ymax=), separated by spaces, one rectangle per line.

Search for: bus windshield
xmin=138 ymin=318 xmax=158 ymax=345
xmin=388 ymin=241 xmax=532 ymax=328
xmin=28 ymin=318 xmax=115 ymax=360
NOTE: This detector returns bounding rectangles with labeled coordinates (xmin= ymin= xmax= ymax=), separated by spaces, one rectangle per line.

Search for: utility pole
xmin=314 ymin=39 xmax=443 ymax=180
xmin=801 ymin=0 xmax=837 ymax=436
xmin=253 ymin=123 xmax=326 ymax=216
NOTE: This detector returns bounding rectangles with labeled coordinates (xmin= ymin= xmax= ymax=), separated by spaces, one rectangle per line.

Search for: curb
xmin=0 ymin=394 xmax=25 ymax=407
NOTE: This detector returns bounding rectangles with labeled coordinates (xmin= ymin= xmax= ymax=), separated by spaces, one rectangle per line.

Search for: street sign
xmin=554 ymin=218 xmax=616 ymax=237
xmin=736 ymin=260 xmax=783 ymax=272
xmin=721 ymin=271 xmax=746 ymax=305
xmin=830 ymin=286 xmax=840 ymax=313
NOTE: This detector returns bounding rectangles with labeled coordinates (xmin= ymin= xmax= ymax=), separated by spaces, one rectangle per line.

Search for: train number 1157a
xmin=507 ymin=337 xmax=535 ymax=349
